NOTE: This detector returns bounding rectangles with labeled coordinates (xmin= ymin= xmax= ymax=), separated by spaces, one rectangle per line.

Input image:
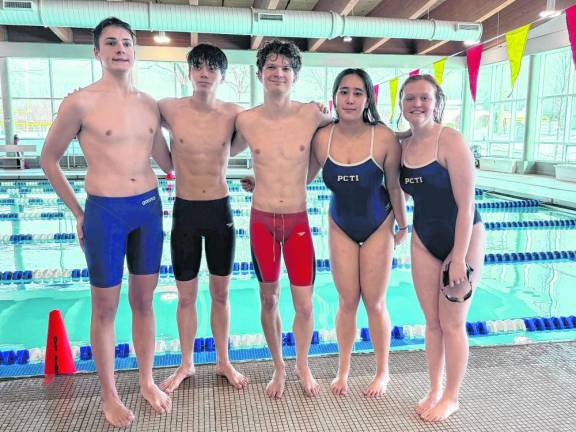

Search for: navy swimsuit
xmin=400 ymin=128 xmax=481 ymax=261
xmin=322 ymin=125 xmax=392 ymax=244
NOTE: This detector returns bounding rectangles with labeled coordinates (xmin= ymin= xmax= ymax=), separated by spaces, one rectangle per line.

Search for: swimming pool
xmin=1 ymin=179 xmax=576 ymax=366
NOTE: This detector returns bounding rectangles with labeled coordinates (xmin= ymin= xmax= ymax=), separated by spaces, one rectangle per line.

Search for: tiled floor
xmin=1 ymin=341 xmax=575 ymax=431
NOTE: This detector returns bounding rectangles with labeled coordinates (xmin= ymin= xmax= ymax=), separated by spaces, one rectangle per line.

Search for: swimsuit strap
xmin=434 ymin=126 xmax=444 ymax=161
xmin=369 ymin=126 xmax=375 ymax=159
xmin=401 ymin=136 xmax=411 ymax=166
xmin=401 ymin=126 xmax=443 ymax=166
xmin=325 ymin=124 xmax=336 ymax=165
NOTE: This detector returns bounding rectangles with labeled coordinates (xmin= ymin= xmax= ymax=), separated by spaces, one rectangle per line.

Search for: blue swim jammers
xmin=83 ymin=189 xmax=163 ymax=288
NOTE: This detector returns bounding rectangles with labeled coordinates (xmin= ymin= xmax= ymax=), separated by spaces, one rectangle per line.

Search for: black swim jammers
xmin=170 ymin=196 xmax=235 ymax=281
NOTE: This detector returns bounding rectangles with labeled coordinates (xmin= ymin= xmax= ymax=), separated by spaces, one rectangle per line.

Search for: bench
xmin=0 ymin=145 xmax=36 ymax=169
xmin=478 ymin=157 xmax=519 ymax=174
xmin=554 ymin=164 xmax=576 ymax=182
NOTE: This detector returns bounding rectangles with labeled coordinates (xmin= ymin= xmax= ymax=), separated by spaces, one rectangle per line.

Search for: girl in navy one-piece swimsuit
xmin=399 ymin=74 xmax=486 ymax=422
xmin=308 ymin=68 xmax=408 ymax=398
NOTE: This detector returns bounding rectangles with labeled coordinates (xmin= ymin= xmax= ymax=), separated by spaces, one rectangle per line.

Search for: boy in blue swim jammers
xmin=40 ymin=17 xmax=173 ymax=428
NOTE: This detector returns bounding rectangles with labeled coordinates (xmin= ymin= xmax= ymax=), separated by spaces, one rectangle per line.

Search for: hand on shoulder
xmin=240 ymin=176 xmax=255 ymax=193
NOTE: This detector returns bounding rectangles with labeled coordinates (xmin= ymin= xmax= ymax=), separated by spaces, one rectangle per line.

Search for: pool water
xmin=1 ymin=180 xmax=576 ymax=351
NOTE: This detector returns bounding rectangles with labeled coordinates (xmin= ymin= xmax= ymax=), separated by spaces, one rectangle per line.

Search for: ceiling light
xmin=463 ymin=40 xmax=477 ymax=46
xmin=154 ymin=31 xmax=171 ymax=44
xmin=540 ymin=0 xmax=560 ymax=18
xmin=343 ymin=36 xmax=352 ymax=43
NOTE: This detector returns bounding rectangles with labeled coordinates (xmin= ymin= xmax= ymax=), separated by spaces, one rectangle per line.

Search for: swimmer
xmin=158 ymin=44 xmax=248 ymax=394
xmin=308 ymin=68 xmax=408 ymax=397
xmin=40 ymin=17 xmax=173 ymax=428
xmin=236 ymin=40 xmax=331 ymax=398
xmin=398 ymin=74 xmax=486 ymax=422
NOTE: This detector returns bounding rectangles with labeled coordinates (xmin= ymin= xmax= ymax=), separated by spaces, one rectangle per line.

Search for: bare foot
xmin=101 ymin=397 xmax=135 ymax=428
xmin=363 ymin=373 xmax=389 ymax=398
xmin=295 ymin=365 xmax=320 ymax=397
xmin=420 ymin=397 xmax=459 ymax=422
xmin=266 ymin=368 xmax=286 ymax=399
xmin=416 ymin=390 xmax=441 ymax=415
xmin=141 ymin=383 xmax=172 ymax=414
xmin=330 ymin=372 xmax=349 ymax=396
xmin=215 ymin=362 xmax=249 ymax=389
xmin=160 ymin=365 xmax=195 ymax=393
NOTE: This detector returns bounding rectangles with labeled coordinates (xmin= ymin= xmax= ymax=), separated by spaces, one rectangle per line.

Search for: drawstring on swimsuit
xmin=272 ymin=212 xmax=286 ymax=261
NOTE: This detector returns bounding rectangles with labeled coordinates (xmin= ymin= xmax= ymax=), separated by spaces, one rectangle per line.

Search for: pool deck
xmin=476 ymin=171 xmax=576 ymax=210
xmin=0 ymin=341 xmax=574 ymax=431
xmin=2 ymin=168 xmax=576 ymax=210
xmin=2 ymin=168 xmax=576 ymax=431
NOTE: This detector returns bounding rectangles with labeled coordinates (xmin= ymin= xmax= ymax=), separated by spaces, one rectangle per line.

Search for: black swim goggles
xmin=441 ymin=262 xmax=474 ymax=303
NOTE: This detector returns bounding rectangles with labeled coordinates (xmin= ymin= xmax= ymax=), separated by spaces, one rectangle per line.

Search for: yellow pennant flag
xmin=389 ymin=77 xmax=399 ymax=122
xmin=505 ymin=24 xmax=531 ymax=93
xmin=433 ymin=58 xmax=447 ymax=86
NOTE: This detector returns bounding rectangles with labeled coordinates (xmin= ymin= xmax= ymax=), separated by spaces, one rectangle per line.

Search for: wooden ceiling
xmin=1 ymin=0 xmax=576 ymax=55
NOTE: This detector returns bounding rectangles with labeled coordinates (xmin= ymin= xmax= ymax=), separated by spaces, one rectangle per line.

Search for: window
xmin=174 ymin=62 xmax=192 ymax=98
xmin=9 ymin=59 xmax=97 ymax=154
xmin=220 ymin=64 xmax=251 ymax=107
xmin=0 ymin=102 xmax=4 ymax=141
xmin=136 ymin=61 xmax=177 ymax=100
xmin=12 ymin=99 xmax=52 ymax=139
xmin=292 ymin=66 xmax=328 ymax=104
xmin=51 ymin=59 xmax=93 ymax=98
xmin=0 ymin=82 xmax=3 ymax=140
xmin=470 ymin=59 xmax=529 ymax=159
xmin=535 ymin=47 xmax=576 ymax=162
xmin=10 ymin=58 xmax=51 ymax=98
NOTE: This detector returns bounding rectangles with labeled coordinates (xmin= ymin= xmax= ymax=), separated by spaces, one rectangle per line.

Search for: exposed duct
xmin=0 ymin=0 xmax=482 ymax=43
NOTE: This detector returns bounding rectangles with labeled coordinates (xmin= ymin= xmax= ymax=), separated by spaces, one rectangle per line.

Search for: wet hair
xmin=187 ymin=43 xmax=228 ymax=74
xmin=398 ymin=74 xmax=446 ymax=125
xmin=332 ymin=68 xmax=382 ymax=125
xmin=93 ymin=17 xmax=135 ymax=50
xmin=256 ymin=40 xmax=302 ymax=77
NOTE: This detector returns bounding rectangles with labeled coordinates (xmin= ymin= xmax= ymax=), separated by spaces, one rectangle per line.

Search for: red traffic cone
xmin=44 ymin=310 xmax=76 ymax=375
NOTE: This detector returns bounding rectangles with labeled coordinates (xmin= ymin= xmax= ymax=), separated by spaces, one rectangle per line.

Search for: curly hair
xmin=256 ymin=40 xmax=302 ymax=77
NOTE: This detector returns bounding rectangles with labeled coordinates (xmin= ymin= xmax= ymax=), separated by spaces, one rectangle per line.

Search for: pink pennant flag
xmin=409 ymin=69 xmax=420 ymax=77
xmin=328 ymin=99 xmax=333 ymax=113
xmin=466 ymin=44 xmax=483 ymax=102
xmin=373 ymin=84 xmax=379 ymax=104
xmin=566 ymin=4 xmax=576 ymax=67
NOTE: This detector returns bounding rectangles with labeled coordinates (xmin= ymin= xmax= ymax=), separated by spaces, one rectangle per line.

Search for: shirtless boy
xmin=158 ymin=44 xmax=248 ymax=393
xmin=236 ymin=40 xmax=331 ymax=398
xmin=40 ymin=17 xmax=172 ymax=428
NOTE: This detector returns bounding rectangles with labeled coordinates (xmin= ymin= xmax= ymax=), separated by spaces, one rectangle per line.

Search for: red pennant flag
xmin=328 ymin=99 xmax=333 ymax=113
xmin=466 ymin=44 xmax=483 ymax=102
xmin=373 ymin=84 xmax=379 ymax=104
xmin=566 ymin=5 xmax=576 ymax=67
xmin=409 ymin=69 xmax=420 ymax=76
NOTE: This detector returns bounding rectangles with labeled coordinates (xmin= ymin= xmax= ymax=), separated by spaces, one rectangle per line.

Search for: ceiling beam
xmin=415 ymin=0 xmax=518 ymax=55
xmin=467 ymin=0 xmax=576 ymax=53
xmin=190 ymin=0 xmax=198 ymax=47
xmin=363 ymin=0 xmax=441 ymax=53
xmin=251 ymin=0 xmax=281 ymax=50
xmin=308 ymin=0 xmax=361 ymax=52
xmin=49 ymin=27 xmax=74 ymax=43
